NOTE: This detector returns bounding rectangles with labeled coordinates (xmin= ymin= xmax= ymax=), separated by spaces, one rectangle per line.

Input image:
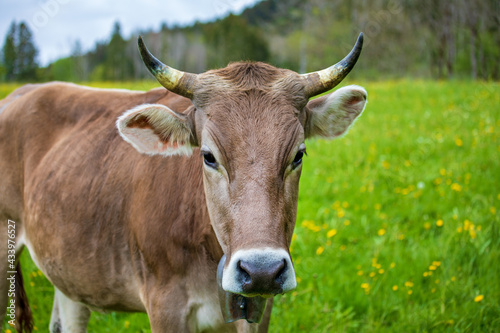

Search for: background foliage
xmin=1 ymin=0 xmax=499 ymax=82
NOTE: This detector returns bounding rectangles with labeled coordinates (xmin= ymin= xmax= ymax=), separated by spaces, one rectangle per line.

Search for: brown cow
xmin=0 ymin=34 xmax=367 ymax=332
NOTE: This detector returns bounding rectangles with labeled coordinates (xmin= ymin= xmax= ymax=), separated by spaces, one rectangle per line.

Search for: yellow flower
xmin=429 ymin=265 xmax=437 ymax=271
xmin=327 ymin=229 xmax=337 ymax=238
xmin=30 ymin=282 xmax=35 ymax=287
xmin=392 ymin=285 xmax=398 ymax=291
xmin=451 ymin=276 xmax=456 ymax=282
xmin=390 ymin=262 xmax=396 ymax=268
xmin=408 ymin=290 xmax=413 ymax=295
xmin=455 ymin=138 xmax=463 ymax=147
xmin=340 ymin=245 xmax=346 ymax=251
xmin=436 ymin=219 xmax=444 ymax=227
xmin=404 ymin=281 xmax=414 ymax=288
xmin=491 ymin=207 xmax=497 ymax=214
xmin=342 ymin=201 xmax=349 ymax=208
xmin=378 ymin=269 xmax=385 ymax=274
xmin=432 ymin=261 xmax=441 ymax=267
xmin=361 ymin=283 xmax=369 ymax=289
xmin=316 ymin=246 xmax=324 ymax=255
xmin=474 ymin=295 xmax=484 ymax=302
xmin=378 ymin=228 xmax=386 ymax=236
xmin=374 ymin=203 xmax=382 ymax=210
xmin=357 ymin=270 xmax=363 ymax=276
xmin=440 ymin=168 xmax=446 ymax=176
xmin=424 ymin=222 xmax=431 ymax=230
xmin=451 ymin=183 xmax=462 ymax=192
xmin=6 ymin=330 xmax=12 ymax=333
xmin=382 ymin=160 xmax=390 ymax=169
xmin=337 ymin=209 xmax=345 ymax=218
xmin=423 ymin=272 xmax=429 ymax=277
xmin=369 ymin=272 xmax=376 ymax=278
xmin=124 ymin=321 xmax=130 ymax=329
xmin=344 ymin=220 xmax=351 ymax=226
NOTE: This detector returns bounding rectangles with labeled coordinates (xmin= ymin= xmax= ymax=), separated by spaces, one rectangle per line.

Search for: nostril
xmin=275 ymin=259 xmax=287 ymax=283
xmin=237 ymin=260 xmax=251 ymax=284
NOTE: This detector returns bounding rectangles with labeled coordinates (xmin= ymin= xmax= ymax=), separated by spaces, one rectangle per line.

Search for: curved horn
xmin=302 ymin=33 xmax=364 ymax=97
xmin=138 ymin=36 xmax=196 ymax=99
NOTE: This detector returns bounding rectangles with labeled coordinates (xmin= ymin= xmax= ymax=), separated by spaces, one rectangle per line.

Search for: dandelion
xmin=340 ymin=245 xmax=346 ymax=251
xmin=435 ymin=279 xmax=440 ymax=284
xmin=451 ymin=276 xmax=456 ymax=282
xmin=404 ymin=160 xmax=411 ymax=167
xmin=390 ymin=262 xmax=396 ymax=268
xmin=432 ymin=261 xmax=441 ymax=267
xmin=424 ymin=222 xmax=431 ymax=230
xmin=455 ymin=138 xmax=463 ymax=146
xmin=337 ymin=209 xmax=345 ymax=218
xmin=491 ymin=207 xmax=497 ymax=214
xmin=392 ymin=285 xmax=398 ymax=291
xmin=378 ymin=228 xmax=386 ymax=236
xmin=408 ymin=290 xmax=413 ymax=295
xmin=369 ymin=272 xmax=376 ymax=278
xmin=6 ymin=330 xmax=12 ymax=333
xmin=474 ymin=295 xmax=484 ymax=302
xmin=342 ymin=201 xmax=349 ymax=208
xmin=423 ymin=272 xmax=429 ymax=277
xmin=344 ymin=220 xmax=351 ymax=226
xmin=398 ymin=234 xmax=405 ymax=240
xmin=361 ymin=283 xmax=369 ymax=289
xmin=30 ymin=282 xmax=35 ymax=287
xmin=382 ymin=160 xmax=390 ymax=169
xmin=357 ymin=270 xmax=363 ymax=276
xmin=316 ymin=246 xmax=324 ymax=255
xmin=124 ymin=321 xmax=130 ymax=329
xmin=374 ymin=203 xmax=382 ymax=210
xmin=297 ymin=277 xmax=302 ymax=283
xmin=404 ymin=281 xmax=414 ymax=288
xmin=451 ymin=183 xmax=462 ymax=192
xmin=440 ymin=168 xmax=446 ymax=176
xmin=327 ymin=229 xmax=337 ymax=238
xmin=378 ymin=269 xmax=385 ymax=274
xmin=436 ymin=219 xmax=444 ymax=227
xmin=429 ymin=265 xmax=437 ymax=271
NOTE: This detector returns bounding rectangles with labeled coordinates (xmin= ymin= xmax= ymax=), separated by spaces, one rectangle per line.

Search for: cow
xmin=0 ymin=33 xmax=367 ymax=332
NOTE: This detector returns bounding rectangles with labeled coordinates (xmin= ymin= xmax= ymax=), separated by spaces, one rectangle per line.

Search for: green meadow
xmin=2 ymin=80 xmax=499 ymax=332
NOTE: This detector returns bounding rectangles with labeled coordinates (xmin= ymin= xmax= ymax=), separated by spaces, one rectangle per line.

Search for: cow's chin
xmin=216 ymin=255 xmax=268 ymax=324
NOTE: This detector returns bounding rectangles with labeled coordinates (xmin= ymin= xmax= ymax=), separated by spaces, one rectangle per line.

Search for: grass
xmin=2 ymin=80 xmax=499 ymax=332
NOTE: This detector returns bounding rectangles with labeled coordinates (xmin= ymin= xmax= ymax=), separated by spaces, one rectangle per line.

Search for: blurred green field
xmin=2 ymin=80 xmax=499 ymax=332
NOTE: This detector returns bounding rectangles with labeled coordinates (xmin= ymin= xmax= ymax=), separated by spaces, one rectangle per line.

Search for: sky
xmin=1 ymin=0 xmax=260 ymax=66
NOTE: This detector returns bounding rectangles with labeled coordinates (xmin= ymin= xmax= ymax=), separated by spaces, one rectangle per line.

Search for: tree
xmin=17 ymin=22 xmax=38 ymax=81
xmin=104 ymin=21 xmax=134 ymax=80
xmin=2 ymin=21 xmax=17 ymax=81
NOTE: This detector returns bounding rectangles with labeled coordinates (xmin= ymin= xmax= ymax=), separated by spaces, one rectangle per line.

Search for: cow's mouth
xmin=217 ymin=255 xmax=268 ymax=323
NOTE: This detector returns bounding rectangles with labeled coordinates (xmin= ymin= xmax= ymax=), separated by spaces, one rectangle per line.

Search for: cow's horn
xmin=138 ymin=36 xmax=196 ymax=99
xmin=302 ymin=33 xmax=364 ymax=97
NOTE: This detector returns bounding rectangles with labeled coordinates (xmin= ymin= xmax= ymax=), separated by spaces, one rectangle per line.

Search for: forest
xmin=1 ymin=0 xmax=499 ymax=82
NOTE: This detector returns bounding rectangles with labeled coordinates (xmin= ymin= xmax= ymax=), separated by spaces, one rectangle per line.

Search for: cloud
xmin=0 ymin=0 xmax=259 ymax=66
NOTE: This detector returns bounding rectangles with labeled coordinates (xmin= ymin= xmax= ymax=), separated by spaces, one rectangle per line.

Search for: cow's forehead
xmin=193 ymin=62 xmax=309 ymax=110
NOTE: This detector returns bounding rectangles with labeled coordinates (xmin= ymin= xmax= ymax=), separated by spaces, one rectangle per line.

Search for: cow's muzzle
xmin=217 ymin=248 xmax=297 ymax=323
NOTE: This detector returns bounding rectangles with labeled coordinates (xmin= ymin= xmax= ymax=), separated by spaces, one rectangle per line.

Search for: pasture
xmin=2 ymin=80 xmax=499 ymax=332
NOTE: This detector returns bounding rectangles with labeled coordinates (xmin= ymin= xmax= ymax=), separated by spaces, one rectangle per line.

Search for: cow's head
xmin=117 ymin=34 xmax=367 ymax=322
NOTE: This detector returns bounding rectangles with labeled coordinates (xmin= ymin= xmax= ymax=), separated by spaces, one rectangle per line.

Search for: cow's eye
xmin=202 ymin=151 xmax=218 ymax=169
xmin=292 ymin=147 xmax=306 ymax=169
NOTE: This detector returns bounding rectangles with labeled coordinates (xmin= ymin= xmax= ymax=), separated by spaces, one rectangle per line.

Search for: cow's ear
xmin=117 ymin=104 xmax=196 ymax=156
xmin=305 ymin=85 xmax=367 ymax=139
